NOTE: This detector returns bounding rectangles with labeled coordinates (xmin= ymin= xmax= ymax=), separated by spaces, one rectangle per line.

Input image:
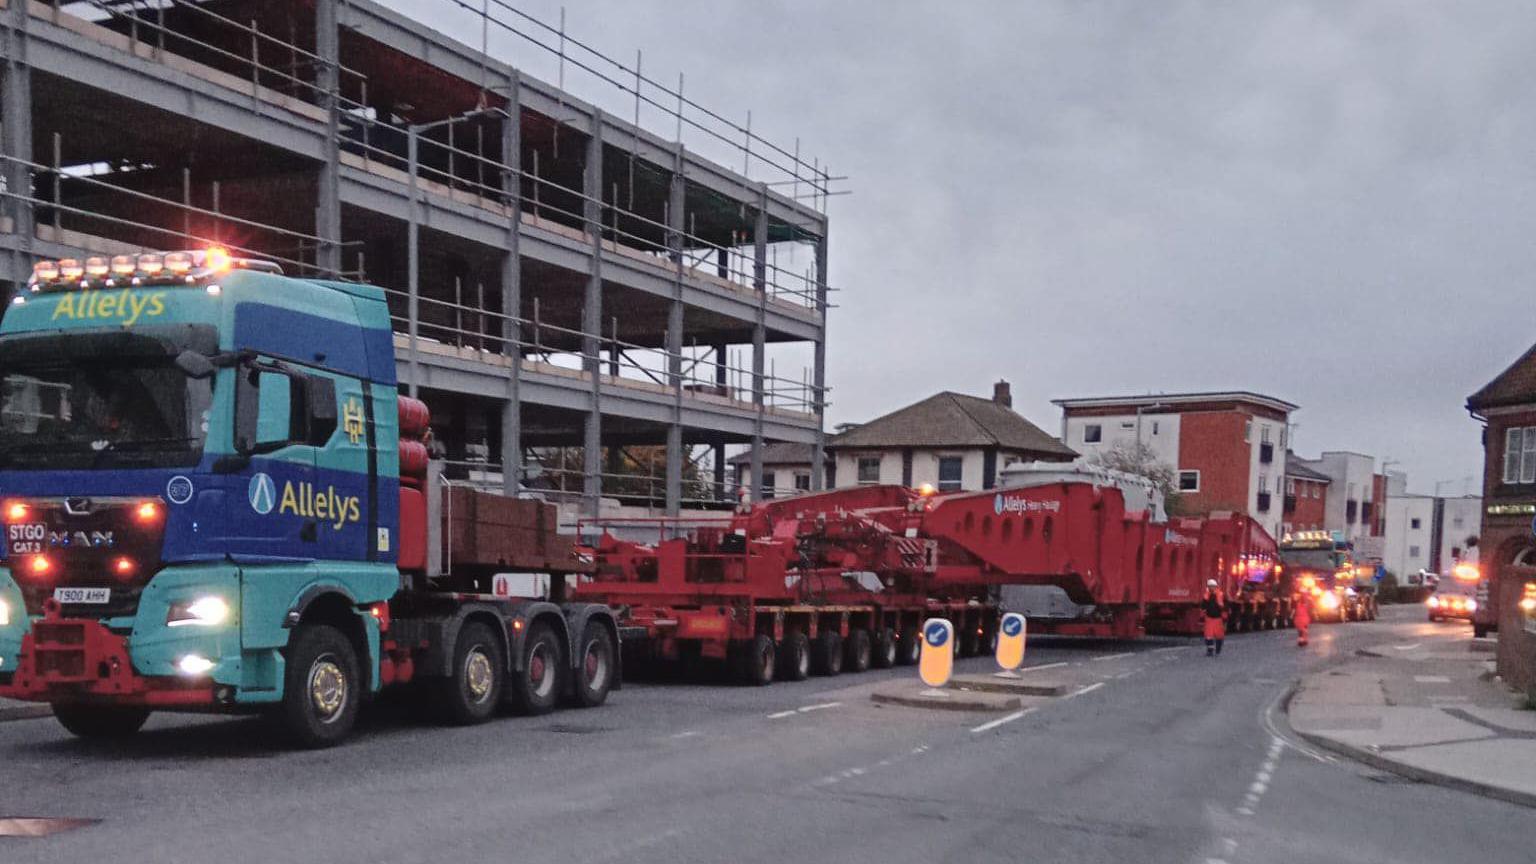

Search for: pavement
xmin=1289 ymin=611 xmax=1536 ymax=807
xmin=2 ymin=606 xmax=1534 ymax=863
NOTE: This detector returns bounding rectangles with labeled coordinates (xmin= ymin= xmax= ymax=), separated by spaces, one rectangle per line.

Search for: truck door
xmin=224 ymin=358 xmax=320 ymax=559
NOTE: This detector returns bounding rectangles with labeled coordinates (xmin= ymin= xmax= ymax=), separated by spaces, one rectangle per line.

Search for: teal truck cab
xmin=0 ymin=251 xmax=616 ymax=746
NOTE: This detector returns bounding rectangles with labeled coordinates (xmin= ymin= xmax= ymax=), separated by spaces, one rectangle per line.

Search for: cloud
xmin=405 ymin=0 xmax=1536 ymax=490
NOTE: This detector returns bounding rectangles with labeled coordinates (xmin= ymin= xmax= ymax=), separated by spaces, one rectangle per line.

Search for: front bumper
xmin=0 ymin=600 xmax=218 ymax=706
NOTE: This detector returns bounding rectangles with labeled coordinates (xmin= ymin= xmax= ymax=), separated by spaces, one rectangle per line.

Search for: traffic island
xmin=1287 ymin=639 xmax=1536 ymax=809
xmin=947 ymin=674 xmax=1068 ymax=697
xmin=0 ymin=698 xmax=52 ymax=724
xmin=870 ymin=688 xmax=1022 ymax=712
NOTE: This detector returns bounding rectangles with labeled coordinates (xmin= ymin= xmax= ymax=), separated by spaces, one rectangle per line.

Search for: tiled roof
xmin=827 ymin=392 xmax=1076 ymax=458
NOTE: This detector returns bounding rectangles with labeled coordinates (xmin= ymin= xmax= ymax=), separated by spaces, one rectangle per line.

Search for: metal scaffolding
xmin=0 ymin=0 xmax=836 ymax=514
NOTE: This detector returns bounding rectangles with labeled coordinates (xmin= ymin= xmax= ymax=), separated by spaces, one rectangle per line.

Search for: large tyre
xmin=507 ymin=620 xmax=564 ymax=716
xmin=843 ymin=630 xmax=872 ymax=674
xmin=737 ymin=634 xmax=776 ymax=686
xmin=896 ymin=628 xmax=921 ymax=666
xmin=778 ymin=632 xmax=810 ymax=681
xmin=1474 ymin=623 xmax=1490 ymax=638
xmin=811 ymin=630 xmax=844 ymax=676
xmin=433 ymin=621 xmax=504 ymax=725
xmin=871 ymin=627 xmax=898 ymax=669
xmin=52 ymin=704 xmax=150 ymax=739
xmin=573 ymin=621 xmax=616 ymax=707
xmin=279 ymin=623 xmax=362 ymax=748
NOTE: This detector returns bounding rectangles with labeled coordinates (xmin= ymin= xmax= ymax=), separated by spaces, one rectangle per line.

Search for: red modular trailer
xmin=573 ymin=480 xmax=1289 ymax=685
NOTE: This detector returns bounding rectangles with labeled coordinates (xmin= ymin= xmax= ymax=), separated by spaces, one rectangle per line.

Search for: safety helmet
xmin=1206 ymin=579 xmax=1218 ymax=588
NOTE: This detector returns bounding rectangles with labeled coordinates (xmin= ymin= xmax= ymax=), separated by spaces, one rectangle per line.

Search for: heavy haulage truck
xmin=572 ymin=465 xmax=1290 ymax=685
xmin=0 ymin=250 xmax=618 ymax=747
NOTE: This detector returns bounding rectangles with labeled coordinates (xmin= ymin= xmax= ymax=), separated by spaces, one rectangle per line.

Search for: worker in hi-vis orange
xmin=1203 ymin=579 xmax=1227 ymax=657
xmin=1294 ymin=593 xmax=1312 ymax=647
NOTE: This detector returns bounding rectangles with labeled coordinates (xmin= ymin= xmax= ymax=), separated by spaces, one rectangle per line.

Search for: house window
xmin=1503 ymin=427 xmax=1536 ymax=484
xmin=1083 ymin=424 xmax=1102 ymax=444
xmin=1178 ymin=470 xmax=1200 ymax=492
xmin=856 ymin=457 xmax=881 ymax=485
xmin=1261 ymin=425 xmax=1272 ymax=444
xmin=794 ymin=473 xmax=811 ymax=491
xmin=1244 ymin=420 xmax=1252 ymax=442
xmin=1120 ymin=421 xmax=1134 ymax=430
xmin=1409 ymin=545 xmax=1421 ymax=558
xmin=761 ymin=472 xmax=776 ymax=499
xmin=1258 ymin=474 xmax=1269 ymax=493
xmin=1286 ymin=479 xmax=1296 ymax=495
xmin=1410 ymin=517 xmax=1421 ymax=530
xmin=937 ymin=456 xmax=964 ymax=492
xmin=1152 ymin=420 xmax=1159 ymax=435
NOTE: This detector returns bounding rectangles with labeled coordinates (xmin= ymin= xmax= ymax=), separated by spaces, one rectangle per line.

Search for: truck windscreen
xmin=1279 ymin=548 xmax=1337 ymax=571
xmin=0 ymin=356 xmax=213 ymax=470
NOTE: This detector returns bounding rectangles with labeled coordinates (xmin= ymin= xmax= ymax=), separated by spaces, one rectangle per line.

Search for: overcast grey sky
xmin=414 ymin=0 xmax=1536 ymax=494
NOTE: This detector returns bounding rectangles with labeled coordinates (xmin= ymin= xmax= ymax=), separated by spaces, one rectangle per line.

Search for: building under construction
xmin=0 ymin=0 xmax=832 ymax=513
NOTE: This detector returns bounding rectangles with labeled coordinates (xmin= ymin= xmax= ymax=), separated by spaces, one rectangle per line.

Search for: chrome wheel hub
xmin=465 ymin=648 xmax=494 ymax=702
xmin=309 ymin=656 xmax=347 ymax=723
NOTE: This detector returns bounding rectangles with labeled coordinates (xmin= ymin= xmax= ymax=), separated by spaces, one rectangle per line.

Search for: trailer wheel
xmin=52 ymin=704 xmax=151 ymax=739
xmin=738 ymin=634 xmax=776 ymax=686
xmin=812 ymin=631 xmax=844 ymax=676
xmin=844 ymin=629 xmax=872 ymax=673
xmin=871 ymin=627 xmax=898 ymax=669
xmin=573 ymin=622 xmax=616 ymax=707
xmin=278 ymin=624 xmax=361 ymax=748
xmin=778 ymin=632 xmax=810 ymax=681
xmin=1474 ymin=623 xmax=1490 ymax=638
xmin=896 ymin=629 xmax=921 ymax=666
xmin=508 ymin=621 xmax=564 ymax=716
xmin=434 ymin=621 xmax=504 ymax=725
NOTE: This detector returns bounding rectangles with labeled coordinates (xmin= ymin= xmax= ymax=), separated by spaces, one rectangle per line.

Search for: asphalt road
xmin=2 ymin=606 xmax=1531 ymax=863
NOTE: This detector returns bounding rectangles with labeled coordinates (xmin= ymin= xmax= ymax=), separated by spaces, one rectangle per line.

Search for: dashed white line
xmin=1394 ymin=643 xmax=1422 ymax=651
xmin=767 ymin=710 xmax=797 ymax=719
xmin=1066 ymin=682 xmax=1105 ymax=699
xmin=1153 ymin=646 xmax=1188 ymax=654
xmin=798 ymin=701 xmax=842 ymax=713
xmin=969 ymin=707 xmax=1036 ymax=734
xmin=1414 ymin=675 xmax=1451 ymax=684
xmin=1091 ymin=652 xmax=1135 ymax=662
xmin=669 ymin=730 xmax=700 ymax=739
xmin=1114 ymin=670 xmax=1138 ymax=680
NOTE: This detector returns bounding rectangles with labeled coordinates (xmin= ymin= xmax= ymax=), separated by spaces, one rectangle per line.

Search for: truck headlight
xmin=177 ymin=654 xmax=215 ymax=676
xmin=167 ymin=596 xmax=230 ymax=628
xmin=1465 ymin=599 xmax=1478 ymax=613
xmin=1320 ymin=592 xmax=1340 ymax=610
xmin=0 ymin=597 xmax=9 ymax=627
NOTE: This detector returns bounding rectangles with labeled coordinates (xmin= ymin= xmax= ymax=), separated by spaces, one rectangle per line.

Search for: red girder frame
xmin=575 ymin=482 xmax=1281 ymax=645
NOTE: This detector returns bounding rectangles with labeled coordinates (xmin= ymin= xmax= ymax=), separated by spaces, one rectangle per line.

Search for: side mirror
xmin=175 ymin=349 xmax=216 ymax=380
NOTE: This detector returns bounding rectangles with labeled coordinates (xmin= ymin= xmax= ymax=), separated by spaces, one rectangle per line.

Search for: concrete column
xmin=811 ymin=234 xmax=829 ymax=490
xmin=314 ymin=0 xmax=342 ymax=275
xmin=405 ymin=126 xmax=421 ymax=397
xmin=664 ymin=144 xmax=687 ymax=514
xmin=713 ymin=442 xmax=727 ymax=503
xmin=749 ymin=186 xmax=768 ymax=500
xmin=499 ymin=71 xmax=522 ymax=495
xmin=581 ymin=112 xmax=604 ymax=513
xmin=2 ymin=0 xmax=34 ymax=298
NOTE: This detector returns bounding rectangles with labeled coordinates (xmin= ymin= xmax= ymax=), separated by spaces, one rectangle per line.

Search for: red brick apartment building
xmin=1283 ymin=455 xmax=1330 ymax=533
xmin=1467 ymin=346 xmax=1536 ymax=695
xmin=1054 ymin=392 xmax=1297 ymax=540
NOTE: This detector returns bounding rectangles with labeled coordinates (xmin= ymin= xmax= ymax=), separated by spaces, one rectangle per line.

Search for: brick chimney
xmin=993 ymin=379 xmax=1012 ymax=408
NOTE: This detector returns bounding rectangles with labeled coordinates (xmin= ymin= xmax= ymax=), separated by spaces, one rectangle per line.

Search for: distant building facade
xmin=1290 ymin=451 xmax=1378 ymax=545
xmin=728 ymin=443 xmax=826 ymax=500
xmin=1283 ymin=454 xmax=1330 ymax=533
xmin=1053 ymin=391 xmax=1297 ymax=540
xmin=828 ymin=381 xmax=1076 ymax=492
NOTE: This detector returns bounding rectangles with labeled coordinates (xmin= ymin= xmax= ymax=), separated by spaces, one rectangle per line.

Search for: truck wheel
xmin=778 ymin=632 xmax=810 ymax=681
xmin=52 ymin=704 xmax=150 ymax=739
xmin=1474 ymin=623 xmax=1490 ymax=638
xmin=279 ymin=624 xmax=361 ymax=748
xmin=435 ymin=621 xmax=504 ymax=725
xmin=573 ymin=621 xmax=616 ymax=707
xmin=738 ymin=634 xmax=775 ymax=686
xmin=812 ymin=631 xmax=844 ymax=676
xmin=844 ymin=629 xmax=872 ymax=673
xmin=896 ymin=629 xmax=921 ymax=666
xmin=871 ymin=627 xmax=898 ymax=669
xmin=508 ymin=621 xmax=565 ymax=716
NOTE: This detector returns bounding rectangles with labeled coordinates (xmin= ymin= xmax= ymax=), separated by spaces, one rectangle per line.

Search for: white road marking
xmin=1022 ymin=661 xmax=1070 ymax=673
xmin=1222 ymin=838 xmax=1238 ymax=853
xmin=1091 ymin=652 xmax=1135 ymax=662
xmin=969 ymin=708 xmax=1036 ymax=733
xmin=1414 ymin=675 xmax=1451 ymax=684
xmin=767 ymin=710 xmax=797 ymax=719
xmin=1394 ymin=643 xmax=1422 ymax=651
xmin=1153 ymin=646 xmax=1188 ymax=654
xmin=1067 ymin=682 xmax=1105 ymax=699
xmin=798 ymin=701 xmax=842 ymax=713
xmin=669 ymin=730 xmax=700 ymax=739
xmin=1114 ymin=670 xmax=1138 ymax=680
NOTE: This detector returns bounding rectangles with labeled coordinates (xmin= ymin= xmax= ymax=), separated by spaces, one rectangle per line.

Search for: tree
xmin=1087 ymin=441 xmax=1185 ymax=515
